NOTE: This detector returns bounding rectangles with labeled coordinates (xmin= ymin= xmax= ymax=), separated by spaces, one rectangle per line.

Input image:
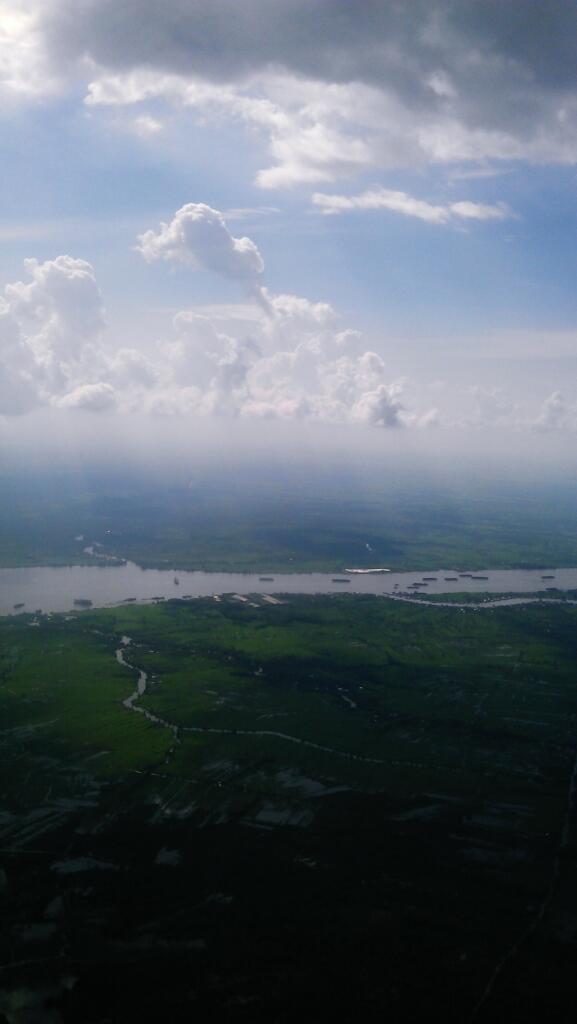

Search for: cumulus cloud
xmin=466 ymin=387 xmax=577 ymax=434
xmin=9 ymin=0 xmax=577 ymax=187
xmin=0 ymin=208 xmax=411 ymax=429
xmin=0 ymin=255 xmax=108 ymax=415
xmin=533 ymin=391 xmax=572 ymax=433
xmin=469 ymin=387 xmax=518 ymax=428
xmin=145 ymin=289 xmax=408 ymax=427
xmin=1 ymin=214 xmax=414 ymax=430
xmin=136 ymin=203 xmax=264 ymax=288
xmin=1 ymin=208 xmax=572 ymax=437
xmin=5 ymin=256 xmax=105 ymax=356
xmin=0 ymin=302 xmax=39 ymax=415
xmin=106 ymin=347 xmax=159 ymax=389
xmin=131 ymin=202 xmax=410 ymax=426
xmin=312 ymin=187 xmax=512 ymax=223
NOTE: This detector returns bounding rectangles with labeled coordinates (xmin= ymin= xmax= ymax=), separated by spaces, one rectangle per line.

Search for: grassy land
xmin=402 ymin=588 xmax=577 ymax=604
xmin=2 ymin=594 xmax=577 ymax=1021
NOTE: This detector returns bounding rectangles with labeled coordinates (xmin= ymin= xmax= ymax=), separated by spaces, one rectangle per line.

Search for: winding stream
xmin=115 ymin=636 xmax=390 ymax=766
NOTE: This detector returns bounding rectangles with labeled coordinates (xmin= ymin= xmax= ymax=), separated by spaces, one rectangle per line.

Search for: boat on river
xmin=345 ymin=567 xmax=391 ymax=574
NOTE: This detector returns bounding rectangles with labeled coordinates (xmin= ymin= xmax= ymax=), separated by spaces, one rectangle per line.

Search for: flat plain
xmin=3 ymin=467 xmax=577 ymax=572
xmin=2 ymin=594 xmax=577 ymax=1021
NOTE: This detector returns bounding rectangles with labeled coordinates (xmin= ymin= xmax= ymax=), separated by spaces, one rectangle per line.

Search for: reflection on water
xmin=1 ymin=562 xmax=577 ymax=616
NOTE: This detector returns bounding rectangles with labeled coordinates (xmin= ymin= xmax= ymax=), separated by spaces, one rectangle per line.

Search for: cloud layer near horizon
xmin=0 ymin=204 xmax=415 ymax=428
xmin=1 ymin=202 xmax=573 ymax=435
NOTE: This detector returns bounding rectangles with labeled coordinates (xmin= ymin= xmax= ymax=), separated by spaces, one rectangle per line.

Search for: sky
xmin=2 ymin=0 xmax=577 ymax=457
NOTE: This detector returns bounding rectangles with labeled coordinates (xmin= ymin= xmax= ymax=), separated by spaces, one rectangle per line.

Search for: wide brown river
xmin=1 ymin=562 xmax=577 ymax=615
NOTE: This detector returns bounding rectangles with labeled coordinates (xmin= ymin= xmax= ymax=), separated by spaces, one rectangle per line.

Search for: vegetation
xmin=2 ymin=594 xmax=577 ymax=1020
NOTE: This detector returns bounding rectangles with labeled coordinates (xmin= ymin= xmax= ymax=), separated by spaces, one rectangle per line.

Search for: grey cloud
xmin=40 ymin=0 xmax=577 ymax=161
xmin=44 ymin=1 xmax=577 ymax=96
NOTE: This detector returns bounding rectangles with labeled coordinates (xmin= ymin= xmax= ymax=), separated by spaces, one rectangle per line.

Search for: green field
xmin=2 ymin=594 xmax=577 ymax=1021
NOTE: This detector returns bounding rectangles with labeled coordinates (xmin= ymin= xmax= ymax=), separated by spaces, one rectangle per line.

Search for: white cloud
xmin=0 ymin=303 xmax=40 ymax=415
xmin=5 ymin=255 xmax=105 ymax=358
xmin=469 ymin=387 xmax=518 ymax=428
xmin=0 ymin=255 xmax=107 ymax=415
xmin=83 ymin=63 xmax=577 ymax=192
xmin=153 ymin=299 xmax=407 ymax=428
xmin=312 ymin=187 xmax=512 ymax=224
xmin=85 ymin=71 xmax=379 ymax=188
xmin=106 ymin=347 xmax=159 ymax=388
xmin=449 ymin=200 xmax=512 ymax=221
xmin=57 ymin=382 xmax=117 ymax=411
xmin=0 ymin=1 xmax=60 ymax=100
xmin=131 ymin=114 xmax=163 ymax=136
xmin=0 ymin=209 xmax=412 ymax=428
xmin=136 ymin=203 xmax=264 ymax=287
xmin=132 ymin=203 xmax=410 ymax=425
xmin=0 ymin=208 xmax=573 ymax=437
xmin=464 ymin=386 xmax=577 ymax=434
xmin=533 ymin=391 xmax=572 ymax=432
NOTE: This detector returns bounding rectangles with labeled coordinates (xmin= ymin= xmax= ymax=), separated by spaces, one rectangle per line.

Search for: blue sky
xmin=1 ymin=0 xmax=577 ymax=440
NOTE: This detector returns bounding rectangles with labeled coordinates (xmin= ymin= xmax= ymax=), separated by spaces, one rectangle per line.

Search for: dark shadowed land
xmin=2 ymin=595 xmax=577 ymax=1021
xmin=2 ymin=460 xmax=577 ymax=572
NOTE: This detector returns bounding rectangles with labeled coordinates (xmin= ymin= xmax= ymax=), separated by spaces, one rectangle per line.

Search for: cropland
xmin=2 ymin=594 xmax=577 ymax=1021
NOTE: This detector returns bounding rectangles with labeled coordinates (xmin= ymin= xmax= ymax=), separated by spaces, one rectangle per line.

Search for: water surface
xmin=1 ymin=563 xmax=577 ymax=616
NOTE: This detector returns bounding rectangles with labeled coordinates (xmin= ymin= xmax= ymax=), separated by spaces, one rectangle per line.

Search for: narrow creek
xmin=114 ymin=592 xmax=576 ymax=774
xmin=116 ymin=638 xmax=180 ymax=761
xmin=115 ymin=636 xmax=389 ymax=766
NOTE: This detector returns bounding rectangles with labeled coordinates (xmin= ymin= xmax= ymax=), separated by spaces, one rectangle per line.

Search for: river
xmin=1 ymin=562 xmax=577 ymax=615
